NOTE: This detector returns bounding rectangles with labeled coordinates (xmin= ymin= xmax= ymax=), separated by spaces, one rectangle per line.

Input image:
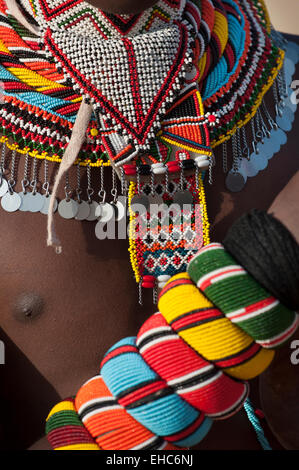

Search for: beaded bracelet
xmin=46 ymin=216 xmax=298 ymax=450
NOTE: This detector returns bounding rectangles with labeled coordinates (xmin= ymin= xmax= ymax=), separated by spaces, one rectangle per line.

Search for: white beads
xmin=195 ymin=155 xmax=210 ymax=169
xmin=157 ymin=275 xmax=171 ymax=290
xmin=152 ymin=163 xmax=167 ymax=175
xmin=34 ymin=0 xmax=195 ymax=159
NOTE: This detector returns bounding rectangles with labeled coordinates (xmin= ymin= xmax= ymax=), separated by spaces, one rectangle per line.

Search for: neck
xmin=86 ymin=0 xmax=159 ymax=15
xmin=18 ymin=0 xmax=186 ymax=37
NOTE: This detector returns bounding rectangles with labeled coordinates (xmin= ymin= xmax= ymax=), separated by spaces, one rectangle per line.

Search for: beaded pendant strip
xmin=0 ymin=0 xmax=296 ymax=293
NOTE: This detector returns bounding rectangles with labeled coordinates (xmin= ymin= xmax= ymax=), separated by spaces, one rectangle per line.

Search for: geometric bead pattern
xmin=188 ymin=243 xmax=299 ymax=349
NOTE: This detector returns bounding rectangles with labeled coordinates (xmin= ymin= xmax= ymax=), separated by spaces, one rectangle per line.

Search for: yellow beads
xmin=90 ymin=128 xmax=99 ymax=137
xmin=128 ymin=181 xmax=141 ymax=283
xmin=158 ymin=273 xmax=274 ymax=380
xmin=210 ymin=49 xmax=285 ymax=149
xmin=0 ymin=136 xmax=110 ymax=167
xmin=198 ymin=173 xmax=210 ymax=246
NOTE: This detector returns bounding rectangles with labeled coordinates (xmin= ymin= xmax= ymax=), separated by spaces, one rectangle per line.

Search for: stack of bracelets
xmin=46 ymin=210 xmax=299 ymax=450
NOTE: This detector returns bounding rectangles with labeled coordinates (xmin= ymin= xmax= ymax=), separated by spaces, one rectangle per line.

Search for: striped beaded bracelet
xmin=46 ymin=239 xmax=298 ymax=450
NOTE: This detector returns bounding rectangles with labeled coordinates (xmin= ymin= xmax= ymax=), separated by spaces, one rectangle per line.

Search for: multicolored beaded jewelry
xmin=0 ymin=0 xmax=297 ymax=294
xmin=0 ymin=0 xmax=295 ymax=451
xmin=45 ymin=239 xmax=299 ymax=450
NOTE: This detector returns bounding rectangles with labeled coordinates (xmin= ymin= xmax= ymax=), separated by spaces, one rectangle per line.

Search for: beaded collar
xmin=0 ymin=0 xmax=297 ymax=293
xmin=19 ymin=0 xmax=196 ymax=159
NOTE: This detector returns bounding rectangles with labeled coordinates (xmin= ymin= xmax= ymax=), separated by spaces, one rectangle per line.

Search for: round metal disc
xmin=40 ymin=195 xmax=58 ymax=215
xmin=260 ymin=138 xmax=277 ymax=161
xmin=18 ymin=192 xmax=31 ymax=212
xmin=1 ymin=191 xmax=22 ymax=212
xmin=276 ymin=112 xmax=293 ymax=132
xmin=75 ymin=200 xmax=90 ymax=221
xmin=240 ymin=151 xmax=267 ymax=177
xmin=173 ymin=190 xmax=193 ymax=208
xmin=225 ymin=170 xmax=247 ymax=192
xmin=0 ymin=178 xmax=8 ymax=198
xmin=256 ymin=141 xmax=273 ymax=160
xmin=98 ymin=202 xmax=114 ymax=223
xmin=58 ymin=198 xmax=78 ymax=219
xmin=86 ymin=201 xmax=99 ymax=222
xmin=266 ymin=132 xmax=281 ymax=154
xmin=286 ymin=41 xmax=299 ymax=64
xmin=285 ymin=47 xmax=298 ymax=65
xmin=283 ymin=106 xmax=295 ymax=124
xmin=284 ymin=57 xmax=295 ymax=79
xmin=250 ymin=151 xmax=268 ymax=174
xmin=27 ymin=192 xmax=44 ymax=213
xmin=147 ymin=194 xmax=164 ymax=214
xmin=270 ymin=128 xmax=287 ymax=148
xmin=131 ymin=194 xmax=149 ymax=214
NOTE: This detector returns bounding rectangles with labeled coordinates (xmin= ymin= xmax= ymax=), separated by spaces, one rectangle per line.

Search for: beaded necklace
xmin=0 ymin=0 xmax=298 ymax=452
xmin=0 ymin=0 xmax=297 ymax=294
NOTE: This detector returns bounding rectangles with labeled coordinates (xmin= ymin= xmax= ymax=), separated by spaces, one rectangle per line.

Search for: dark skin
xmin=89 ymin=0 xmax=158 ymax=14
xmin=0 ymin=0 xmax=298 ymax=450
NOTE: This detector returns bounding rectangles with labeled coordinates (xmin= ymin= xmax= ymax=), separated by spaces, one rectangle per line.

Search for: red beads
xmin=142 ymin=275 xmax=156 ymax=289
xmin=123 ymin=164 xmax=136 ymax=176
xmin=166 ymin=161 xmax=180 ymax=173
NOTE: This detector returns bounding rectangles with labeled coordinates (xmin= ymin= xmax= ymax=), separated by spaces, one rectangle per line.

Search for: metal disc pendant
xmin=225 ymin=170 xmax=247 ymax=192
xmin=240 ymin=152 xmax=267 ymax=177
xmin=148 ymin=194 xmax=164 ymax=205
xmin=40 ymin=195 xmax=58 ymax=215
xmin=256 ymin=141 xmax=273 ymax=160
xmin=0 ymin=178 xmax=8 ymax=197
xmin=18 ymin=192 xmax=31 ymax=212
xmin=86 ymin=201 xmax=99 ymax=222
xmin=131 ymin=194 xmax=149 ymax=214
xmin=271 ymin=128 xmax=288 ymax=148
xmin=58 ymin=198 xmax=78 ymax=219
xmin=267 ymin=128 xmax=287 ymax=155
xmin=173 ymin=190 xmax=193 ymax=208
xmin=284 ymin=60 xmax=294 ymax=87
xmin=284 ymin=58 xmax=295 ymax=80
xmin=259 ymin=138 xmax=276 ymax=161
xmin=250 ymin=152 xmax=267 ymax=175
xmin=276 ymin=109 xmax=293 ymax=132
xmin=276 ymin=127 xmax=288 ymax=146
xmin=27 ymin=192 xmax=44 ymax=213
xmin=284 ymin=106 xmax=295 ymax=124
xmin=75 ymin=200 xmax=90 ymax=221
xmin=254 ymin=144 xmax=270 ymax=170
xmin=147 ymin=194 xmax=164 ymax=214
xmin=286 ymin=42 xmax=299 ymax=64
xmin=1 ymin=191 xmax=21 ymax=212
xmin=98 ymin=202 xmax=114 ymax=223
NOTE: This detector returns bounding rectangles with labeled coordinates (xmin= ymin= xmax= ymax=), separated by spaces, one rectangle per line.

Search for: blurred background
xmin=265 ymin=0 xmax=299 ymax=35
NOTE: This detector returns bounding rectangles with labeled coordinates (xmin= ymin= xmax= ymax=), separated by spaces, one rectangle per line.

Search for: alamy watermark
xmin=290 ymin=340 xmax=299 ymax=365
xmin=96 ymin=196 xmax=202 ymax=249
